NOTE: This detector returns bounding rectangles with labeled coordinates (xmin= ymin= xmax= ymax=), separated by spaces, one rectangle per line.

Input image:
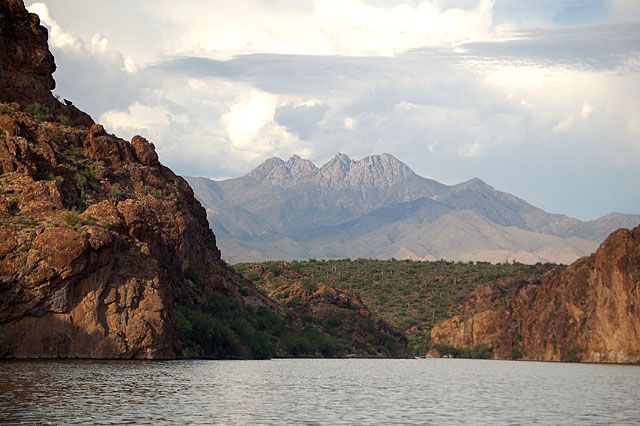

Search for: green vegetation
xmin=5 ymin=194 xmax=18 ymax=212
xmin=108 ymin=183 xmax=125 ymax=200
xmin=74 ymin=167 xmax=98 ymax=193
xmin=57 ymin=114 xmax=71 ymax=126
xmin=175 ymin=293 xmax=346 ymax=359
xmin=0 ymin=103 xmax=13 ymax=115
xmin=561 ymin=349 xmax=581 ymax=363
xmin=33 ymin=171 xmax=64 ymax=186
xmin=62 ymin=146 xmax=85 ymax=160
xmin=12 ymin=217 xmax=40 ymax=227
xmin=235 ymin=259 xmax=558 ymax=355
xmin=148 ymin=188 xmax=163 ymax=198
xmin=432 ymin=343 xmax=494 ymax=359
xmin=60 ymin=209 xmax=96 ymax=228
xmin=24 ymin=102 xmax=49 ymax=120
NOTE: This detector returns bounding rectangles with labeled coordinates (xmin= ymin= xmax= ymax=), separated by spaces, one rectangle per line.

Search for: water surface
xmin=1 ymin=359 xmax=638 ymax=424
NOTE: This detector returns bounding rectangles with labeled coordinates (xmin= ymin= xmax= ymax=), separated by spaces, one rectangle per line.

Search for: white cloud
xmin=144 ymin=0 xmax=501 ymax=58
xmin=343 ymin=116 xmax=357 ymax=130
xmin=458 ymin=141 xmax=482 ymax=158
xmin=553 ymin=102 xmax=595 ymax=134
xmin=552 ymin=117 xmax=574 ymax=134
xmin=220 ymin=89 xmax=301 ymax=159
xmin=23 ymin=0 xmax=640 ymax=217
xmin=27 ymin=3 xmax=139 ymax=75
xmin=27 ymin=3 xmax=82 ymax=51
xmin=100 ymin=103 xmax=187 ymax=143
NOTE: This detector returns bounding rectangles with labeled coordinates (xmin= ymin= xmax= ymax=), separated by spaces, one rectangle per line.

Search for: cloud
xmin=27 ymin=3 xmax=83 ymax=51
xmin=24 ymin=0 xmax=640 ymax=218
xmin=275 ymin=101 xmax=329 ymax=139
xmin=100 ymin=103 xmax=186 ymax=142
xmin=553 ymin=102 xmax=595 ymax=133
xmin=26 ymin=2 xmax=143 ymax=119
xmin=142 ymin=0 xmax=500 ymax=58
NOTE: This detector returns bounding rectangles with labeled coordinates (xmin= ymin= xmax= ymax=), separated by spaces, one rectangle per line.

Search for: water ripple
xmin=1 ymin=359 xmax=639 ymax=425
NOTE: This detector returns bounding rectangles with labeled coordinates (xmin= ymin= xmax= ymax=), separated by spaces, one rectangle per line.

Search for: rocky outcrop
xmin=0 ymin=0 xmax=279 ymax=359
xmin=0 ymin=0 xmax=92 ymax=126
xmin=0 ymin=106 xmax=248 ymax=357
xmin=430 ymin=226 xmax=640 ymax=363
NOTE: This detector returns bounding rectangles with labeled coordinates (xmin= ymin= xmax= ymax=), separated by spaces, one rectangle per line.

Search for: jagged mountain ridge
xmin=186 ymin=153 xmax=640 ymax=264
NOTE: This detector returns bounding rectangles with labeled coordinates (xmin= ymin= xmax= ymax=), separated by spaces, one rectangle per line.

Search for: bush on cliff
xmin=432 ymin=343 xmax=494 ymax=359
xmin=24 ymin=102 xmax=49 ymax=120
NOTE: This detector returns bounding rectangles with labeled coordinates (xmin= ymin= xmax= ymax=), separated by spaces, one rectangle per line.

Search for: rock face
xmin=186 ymin=154 xmax=640 ymax=264
xmin=0 ymin=0 xmax=92 ymax=126
xmin=0 ymin=111 xmax=242 ymax=357
xmin=430 ymin=226 xmax=640 ymax=363
xmin=0 ymin=0 xmax=266 ymax=359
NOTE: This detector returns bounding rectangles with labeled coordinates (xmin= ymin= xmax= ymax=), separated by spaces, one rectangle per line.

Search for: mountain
xmin=0 ymin=0 xmax=405 ymax=359
xmin=186 ymin=154 xmax=640 ymax=264
xmin=430 ymin=225 xmax=640 ymax=363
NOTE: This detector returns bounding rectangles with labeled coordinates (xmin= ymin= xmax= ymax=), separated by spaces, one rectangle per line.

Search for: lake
xmin=1 ymin=358 xmax=639 ymax=424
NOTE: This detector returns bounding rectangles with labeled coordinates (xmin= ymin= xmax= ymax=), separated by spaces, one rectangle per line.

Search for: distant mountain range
xmin=185 ymin=153 xmax=640 ymax=264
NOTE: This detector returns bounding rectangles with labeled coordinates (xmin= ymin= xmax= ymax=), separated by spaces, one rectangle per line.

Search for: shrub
xmin=561 ymin=349 xmax=581 ymax=363
xmin=245 ymin=270 xmax=260 ymax=282
xmin=62 ymin=146 xmax=85 ymax=159
xmin=24 ymin=102 xmax=49 ymax=120
xmin=6 ymin=195 xmax=18 ymax=212
xmin=0 ymin=104 xmax=13 ymax=115
xmin=109 ymin=183 xmax=123 ymax=200
xmin=13 ymin=217 xmax=40 ymax=226
xmin=75 ymin=168 xmax=98 ymax=193
xmin=512 ymin=347 xmax=523 ymax=359
xmin=301 ymin=278 xmax=317 ymax=292
xmin=149 ymin=188 xmax=163 ymax=198
xmin=58 ymin=114 xmax=71 ymax=126
xmin=175 ymin=296 xmax=278 ymax=360
xmin=61 ymin=209 xmax=96 ymax=228
xmin=184 ymin=266 xmax=203 ymax=286
xmin=432 ymin=343 xmax=493 ymax=359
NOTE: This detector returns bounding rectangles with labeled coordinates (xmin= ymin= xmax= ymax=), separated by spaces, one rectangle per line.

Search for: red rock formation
xmin=0 ymin=0 xmax=92 ymax=126
xmin=431 ymin=226 xmax=640 ymax=363
xmin=0 ymin=0 xmax=264 ymax=358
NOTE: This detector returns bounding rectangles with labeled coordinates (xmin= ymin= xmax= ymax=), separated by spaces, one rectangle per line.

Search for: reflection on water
xmin=1 ymin=359 xmax=639 ymax=424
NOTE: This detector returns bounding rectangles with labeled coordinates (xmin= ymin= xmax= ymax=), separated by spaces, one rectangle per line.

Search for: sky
xmin=25 ymin=0 xmax=640 ymax=220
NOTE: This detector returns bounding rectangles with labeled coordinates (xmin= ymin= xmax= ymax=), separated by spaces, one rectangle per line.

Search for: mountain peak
xmin=455 ymin=177 xmax=492 ymax=191
xmin=248 ymin=157 xmax=286 ymax=180
xmin=320 ymin=153 xmax=355 ymax=185
xmin=287 ymin=154 xmax=304 ymax=163
xmin=347 ymin=153 xmax=416 ymax=187
xmin=286 ymin=154 xmax=318 ymax=177
xmin=333 ymin=152 xmax=352 ymax=162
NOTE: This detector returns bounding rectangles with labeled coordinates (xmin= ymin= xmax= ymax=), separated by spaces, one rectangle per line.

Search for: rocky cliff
xmin=0 ymin=0 xmax=92 ymax=126
xmin=0 ymin=0 xmax=406 ymax=359
xmin=430 ymin=226 xmax=640 ymax=363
